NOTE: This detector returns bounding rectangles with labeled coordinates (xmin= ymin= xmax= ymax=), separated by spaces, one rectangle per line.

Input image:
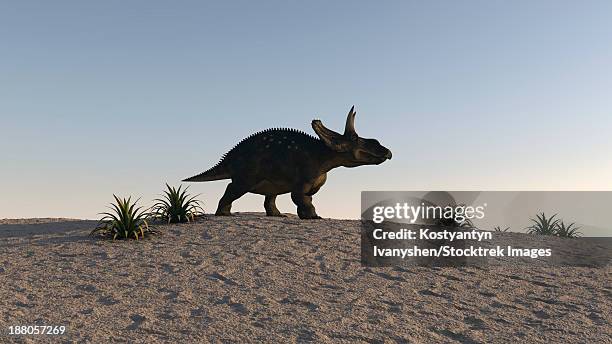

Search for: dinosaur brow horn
xmin=344 ymin=105 xmax=357 ymax=137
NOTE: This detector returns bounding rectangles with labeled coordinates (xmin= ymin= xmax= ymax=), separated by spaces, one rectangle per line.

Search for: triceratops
xmin=183 ymin=106 xmax=392 ymax=219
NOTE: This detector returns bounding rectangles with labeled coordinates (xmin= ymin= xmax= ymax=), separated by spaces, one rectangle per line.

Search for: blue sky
xmin=2 ymin=1 xmax=612 ymax=219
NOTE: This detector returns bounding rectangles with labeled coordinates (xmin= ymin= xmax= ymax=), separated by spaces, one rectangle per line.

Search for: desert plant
xmin=494 ymin=226 xmax=510 ymax=232
xmin=436 ymin=217 xmax=475 ymax=229
xmin=434 ymin=205 xmax=476 ymax=229
xmin=91 ymin=195 xmax=152 ymax=240
xmin=150 ymin=184 xmax=204 ymax=223
xmin=555 ymin=221 xmax=582 ymax=238
xmin=526 ymin=212 xmax=559 ymax=235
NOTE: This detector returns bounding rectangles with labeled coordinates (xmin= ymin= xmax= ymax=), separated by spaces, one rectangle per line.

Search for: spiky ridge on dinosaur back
xmin=184 ymin=128 xmax=322 ymax=182
xmin=223 ymin=128 xmax=319 ymax=162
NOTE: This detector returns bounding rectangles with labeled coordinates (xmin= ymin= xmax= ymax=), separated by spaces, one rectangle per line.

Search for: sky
xmin=2 ymin=1 xmax=612 ymax=221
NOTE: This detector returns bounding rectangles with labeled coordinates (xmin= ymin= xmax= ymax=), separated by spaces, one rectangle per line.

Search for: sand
xmin=0 ymin=214 xmax=610 ymax=343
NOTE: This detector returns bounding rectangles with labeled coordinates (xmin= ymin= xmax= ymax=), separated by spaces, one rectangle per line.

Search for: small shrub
xmin=526 ymin=213 xmax=559 ymax=235
xmin=151 ymin=184 xmax=204 ymax=223
xmin=556 ymin=221 xmax=582 ymax=238
xmin=436 ymin=217 xmax=475 ymax=229
xmin=434 ymin=204 xmax=476 ymax=229
xmin=91 ymin=195 xmax=152 ymax=240
xmin=494 ymin=226 xmax=510 ymax=232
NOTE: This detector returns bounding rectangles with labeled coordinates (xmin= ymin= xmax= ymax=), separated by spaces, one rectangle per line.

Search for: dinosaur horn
xmin=312 ymin=119 xmax=351 ymax=152
xmin=344 ymin=105 xmax=357 ymax=138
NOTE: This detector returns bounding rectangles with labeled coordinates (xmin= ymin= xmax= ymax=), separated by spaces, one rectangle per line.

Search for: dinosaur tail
xmin=182 ymin=164 xmax=230 ymax=182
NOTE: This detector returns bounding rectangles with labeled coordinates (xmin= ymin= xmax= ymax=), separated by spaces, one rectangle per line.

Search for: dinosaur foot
xmin=266 ymin=213 xmax=287 ymax=217
xmin=298 ymin=214 xmax=322 ymax=220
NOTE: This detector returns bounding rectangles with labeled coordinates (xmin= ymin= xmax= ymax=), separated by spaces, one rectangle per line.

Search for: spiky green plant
xmin=526 ymin=213 xmax=559 ymax=235
xmin=434 ymin=204 xmax=476 ymax=229
xmin=494 ymin=226 xmax=510 ymax=232
xmin=91 ymin=195 xmax=152 ymax=240
xmin=436 ymin=217 xmax=475 ymax=229
xmin=555 ymin=221 xmax=582 ymax=238
xmin=151 ymin=184 xmax=204 ymax=223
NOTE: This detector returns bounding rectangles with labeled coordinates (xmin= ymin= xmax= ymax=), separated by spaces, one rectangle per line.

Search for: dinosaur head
xmin=312 ymin=106 xmax=392 ymax=167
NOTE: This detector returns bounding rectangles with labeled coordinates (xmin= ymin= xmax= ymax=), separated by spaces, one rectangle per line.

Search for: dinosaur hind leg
xmin=215 ymin=182 xmax=248 ymax=216
xmin=264 ymin=195 xmax=286 ymax=217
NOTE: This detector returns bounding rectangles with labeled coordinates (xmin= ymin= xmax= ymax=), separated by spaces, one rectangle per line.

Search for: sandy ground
xmin=0 ymin=214 xmax=610 ymax=343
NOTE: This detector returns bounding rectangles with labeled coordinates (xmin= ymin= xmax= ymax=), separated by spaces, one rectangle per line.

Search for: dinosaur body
xmin=183 ymin=107 xmax=392 ymax=219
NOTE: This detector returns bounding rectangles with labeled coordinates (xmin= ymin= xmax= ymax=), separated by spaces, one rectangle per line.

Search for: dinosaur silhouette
xmin=183 ymin=106 xmax=392 ymax=219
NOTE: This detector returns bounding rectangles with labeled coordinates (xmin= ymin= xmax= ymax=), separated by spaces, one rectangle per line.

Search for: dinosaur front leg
xmin=264 ymin=195 xmax=286 ymax=217
xmin=216 ymin=182 xmax=247 ymax=216
xmin=291 ymin=192 xmax=321 ymax=219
